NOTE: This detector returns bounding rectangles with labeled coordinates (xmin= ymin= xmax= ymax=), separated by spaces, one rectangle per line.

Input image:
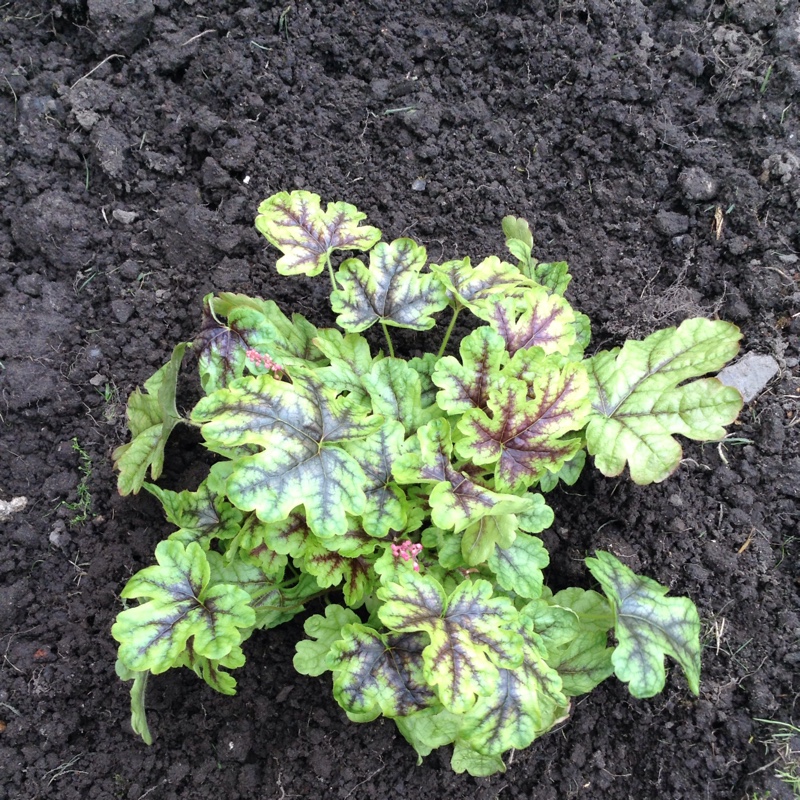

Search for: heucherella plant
xmin=111 ymin=190 xmax=743 ymax=774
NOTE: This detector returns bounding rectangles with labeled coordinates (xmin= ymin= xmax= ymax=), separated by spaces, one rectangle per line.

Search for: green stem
xmin=326 ymin=252 xmax=336 ymax=292
xmin=381 ymin=321 xmax=395 ymax=358
xmin=437 ymin=306 xmax=460 ymax=358
xmin=129 ymin=671 xmax=153 ymax=745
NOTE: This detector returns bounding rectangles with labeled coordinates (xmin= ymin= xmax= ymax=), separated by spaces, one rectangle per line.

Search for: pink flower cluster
xmin=391 ymin=539 xmax=423 ymax=572
xmin=246 ymin=348 xmax=283 ymax=374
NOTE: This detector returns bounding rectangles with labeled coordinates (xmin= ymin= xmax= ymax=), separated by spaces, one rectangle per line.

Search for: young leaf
xmin=115 ymin=663 xmax=153 ymax=745
xmin=377 ymin=572 xmax=523 ymax=713
xmin=394 ymin=708 xmax=463 ymax=761
xmin=331 ymin=239 xmax=449 ymax=332
xmin=456 ymin=363 xmax=590 ymax=493
xmin=293 ymin=604 xmax=361 ymax=676
xmin=174 ymin=645 xmax=246 ymax=695
xmin=112 ymin=541 xmax=255 ymax=674
xmin=532 ymin=588 xmax=614 ymax=695
xmin=431 ymin=327 xmax=508 ymax=414
xmin=585 ymin=318 xmax=743 ymax=484
xmin=475 ymin=286 xmax=577 ymax=356
xmin=394 ymin=418 xmax=537 ymax=533
xmin=502 ymin=215 xmax=572 ymax=295
xmin=196 ymin=294 xmax=325 ymax=392
xmin=255 ymin=190 xmax=381 ymax=277
xmin=487 ymin=532 xmax=550 ymax=600
xmin=328 ymin=626 xmax=438 ymax=719
xmin=143 ymin=468 xmax=243 ymax=548
xmin=300 ymin=538 xmax=375 ymax=607
xmin=431 ymin=256 xmax=531 ymax=310
xmin=586 ymin=551 xmax=701 ymax=698
xmin=538 ymin=450 xmax=586 ymax=493
xmin=113 ymin=343 xmax=187 ymax=495
xmin=192 ymin=370 xmax=383 ymax=538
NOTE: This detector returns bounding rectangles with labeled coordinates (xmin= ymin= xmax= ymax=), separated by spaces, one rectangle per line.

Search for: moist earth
xmin=1 ymin=1 xmax=799 ymax=799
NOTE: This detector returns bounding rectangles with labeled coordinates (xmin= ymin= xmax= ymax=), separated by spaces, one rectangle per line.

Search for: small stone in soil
xmin=717 ymin=352 xmax=780 ymax=402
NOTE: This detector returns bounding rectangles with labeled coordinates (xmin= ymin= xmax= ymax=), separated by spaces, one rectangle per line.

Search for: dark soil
xmin=1 ymin=1 xmax=799 ymax=798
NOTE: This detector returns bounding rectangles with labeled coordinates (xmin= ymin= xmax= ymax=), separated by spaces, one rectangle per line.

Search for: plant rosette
xmin=111 ymin=190 xmax=743 ymax=775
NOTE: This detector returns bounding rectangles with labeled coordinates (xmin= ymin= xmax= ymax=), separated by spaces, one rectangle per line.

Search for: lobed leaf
xmin=331 ymin=239 xmax=448 ymax=332
xmin=487 ymin=532 xmax=550 ymax=600
xmin=255 ymin=190 xmax=381 ymax=277
xmin=143 ymin=467 xmax=243 ymax=548
xmin=585 ymin=318 xmax=743 ymax=484
xmin=431 ymin=327 xmax=508 ymax=414
xmin=394 ymin=418 xmax=536 ymax=533
xmin=329 ymin=626 xmax=438 ymax=719
xmin=344 ymin=420 xmax=408 ymax=538
xmin=587 ymin=551 xmax=701 ymax=698
xmin=502 ymin=215 xmax=571 ymax=295
xmin=192 ymin=370 xmax=382 ymax=538
xmin=112 ymin=541 xmax=255 ymax=674
xmin=113 ymin=343 xmax=187 ymax=495
xmin=377 ymin=572 xmax=523 ymax=713
xmin=475 ymin=286 xmax=577 ymax=356
xmin=459 ymin=614 xmax=568 ymax=756
xmin=363 ymin=358 xmax=440 ymax=435
xmin=431 ymin=256 xmax=531 ymax=310
xmin=293 ymin=604 xmax=361 ymax=676
xmin=457 ymin=363 xmax=590 ymax=492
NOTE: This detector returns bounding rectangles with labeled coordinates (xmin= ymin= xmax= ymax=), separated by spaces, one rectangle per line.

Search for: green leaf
xmin=585 ymin=318 xmax=743 ymax=484
xmin=143 ymin=469 xmax=243 ymax=548
xmin=115 ymin=664 xmax=153 ymax=745
xmin=192 ymin=370 xmax=382 ymax=538
xmin=206 ymin=550 xmax=292 ymax=629
xmin=502 ymin=216 xmax=572 ymax=295
xmin=113 ymin=343 xmax=187 ymax=495
xmin=393 ymin=419 xmax=535 ymax=533
xmin=300 ymin=539 xmax=375 ymax=607
xmin=546 ymin=631 xmax=614 ymax=696
xmin=293 ymin=604 xmax=361 ymax=676
xmin=475 ymin=286 xmax=577 ymax=356
xmin=457 ymin=362 xmax=590 ymax=492
xmin=586 ymin=550 xmax=701 ymax=698
xmin=312 ymin=328 xmax=376 ymax=403
xmin=431 ymin=327 xmax=508 ymax=414
xmin=394 ymin=708 xmax=462 ymax=760
xmin=407 ymin=352 xmax=440 ymax=409
xmin=363 ymin=358 xmax=439 ymax=434
xmin=377 ymin=572 xmax=523 ymax=713
xmin=255 ymin=190 xmax=381 ymax=277
xmin=331 ymin=239 xmax=448 ymax=332
xmin=224 ymin=512 xmax=289 ymax=579
xmin=174 ymin=646 xmax=246 ymax=695
xmin=536 ymin=588 xmax=614 ymax=695
xmin=329 ymin=626 xmax=438 ymax=719
xmin=487 ymin=532 xmax=549 ymax=599
xmin=450 ymin=740 xmax=506 ymax=776
xmin=459 ymin=613 xmax=567 ymax=756
xmin=460 ymin=513 xmax=517 ymax=566
xmin=431 ymin=256 xmax=530 ymax=311
xmin=345 ymin=420 xmax=408 ymax=538
xmin=112 ymin=541 xmax=255 ymax=674
xmin=538 ymin=450 xmax=586 ymax=493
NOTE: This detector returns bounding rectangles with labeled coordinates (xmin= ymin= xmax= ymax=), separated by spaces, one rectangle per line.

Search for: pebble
xmin=655 ymin=210 xmax=689 ymax=236
xmin=717 ymin=352 xmax=780 ymax=402
xmin=677 ymin=166 xmax=719 ymax=201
